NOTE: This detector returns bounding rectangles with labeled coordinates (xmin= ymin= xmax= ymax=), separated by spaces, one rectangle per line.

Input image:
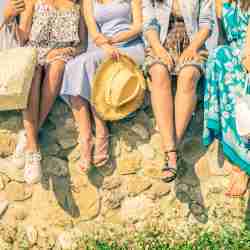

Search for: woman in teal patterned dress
xmin=203 ymin=0 xmax=250 ymax=197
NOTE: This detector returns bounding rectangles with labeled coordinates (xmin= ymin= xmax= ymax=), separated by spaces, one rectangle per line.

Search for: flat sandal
xmin=161 ymin=149 xmax=180 ymax=183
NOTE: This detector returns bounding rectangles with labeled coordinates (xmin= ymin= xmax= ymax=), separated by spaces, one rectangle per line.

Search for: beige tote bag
xmin=0 ymin=47 xmax=37 ymax=110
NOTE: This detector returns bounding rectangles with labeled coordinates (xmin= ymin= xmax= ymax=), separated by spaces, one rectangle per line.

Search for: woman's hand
xmin=150 ymin=47 xmax=174 ymax=71
xmin=4 ymin=0 xmax=25 ymax=21
xmin=94 ymin=33 xmax=111 ymax=46
xmin=102 ymin=44 xmax=121 ymax=60
xmin=179 ymin=47 xmax=199 ymax=64
xmin=243 ymin=56 xmax=250 ymax=72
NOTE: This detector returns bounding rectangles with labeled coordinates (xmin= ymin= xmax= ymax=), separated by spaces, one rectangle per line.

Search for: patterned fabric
xmin=142 ymin=0 xmax=219 ymax=52
xmin=203 ymin=2 xmax=250 ymax=174
xmin=27 ymin=0 xmax=80 ymax=65
xmin=144 ymin=14 xmax=208 ymax=77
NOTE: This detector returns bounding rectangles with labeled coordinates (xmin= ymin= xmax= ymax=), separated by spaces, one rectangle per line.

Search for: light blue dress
xmin=60 ymin=0 xmax=145 ymax=104
xmin=203 ymin=2 xmax=250 ymax=174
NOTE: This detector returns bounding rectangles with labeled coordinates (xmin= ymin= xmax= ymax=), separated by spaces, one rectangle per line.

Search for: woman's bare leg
xmin=38 ymin=60 xmax=65 ymax=129
xmin=22 ymin=66 xmax=42 ymax=152
xmin=91 ymin=107 xmax=109 ymax=166
xmin=149 ymin=64 xmax=176 ymax=167
xmin=175 ymin=66 xmax=201 ymax=144
xmin=226 ymin=166 xmax=249 ymax=197
xmin=70 ymin=96 xmax=93 ymax=170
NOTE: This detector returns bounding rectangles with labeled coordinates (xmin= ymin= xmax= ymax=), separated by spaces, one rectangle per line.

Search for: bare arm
xmin=188 ymin=27 xmax=211 ymax=52
xmin=17 ymin=0 xmax=35 ymax=45
xmin=110 ymin=0 xmax=142 ymax=44
xmin=242 ymin=23 xmax=250 ymax=71
xmin=83 ymin=0 xmax=103 ymax=41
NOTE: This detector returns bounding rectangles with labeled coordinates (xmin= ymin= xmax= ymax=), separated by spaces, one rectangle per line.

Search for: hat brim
xmin=91 ymin=54 xmax=146 ymax=121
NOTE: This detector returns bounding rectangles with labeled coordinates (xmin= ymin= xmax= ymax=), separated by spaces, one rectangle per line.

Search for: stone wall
xmin=0 ymin=99 xmax=249 ymax=249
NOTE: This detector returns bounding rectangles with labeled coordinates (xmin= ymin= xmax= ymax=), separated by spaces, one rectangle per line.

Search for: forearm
xmin=188 ymin=27 xmax=210 ymax=51
xmin=243 ymin=24 xmax=250 ymax=57
xmin=111 ymin=26 xmax=141 ymax=44
xmin=145 ymin=29 xmax=165 ymax=55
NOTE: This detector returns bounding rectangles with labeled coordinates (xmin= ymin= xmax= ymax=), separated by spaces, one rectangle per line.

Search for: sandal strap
xmin=162 ymin=166 xmax=177 ymax=174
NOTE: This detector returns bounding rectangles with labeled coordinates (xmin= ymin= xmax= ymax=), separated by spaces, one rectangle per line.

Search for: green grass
xmin=80 ymin=227 xmax=250 ymax=250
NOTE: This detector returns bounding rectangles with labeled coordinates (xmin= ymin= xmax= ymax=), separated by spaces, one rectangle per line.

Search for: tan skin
xmin=70 ymin=0 xmax=142 ymax=170
xmin=5 ymin=0 xmax=86 ymax=152
xmin=144 ymin=9 xmax=210 ymax=178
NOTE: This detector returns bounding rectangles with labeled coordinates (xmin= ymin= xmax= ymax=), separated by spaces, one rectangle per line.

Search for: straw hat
xmin=91 ymin=54 xmax=146 ymax=121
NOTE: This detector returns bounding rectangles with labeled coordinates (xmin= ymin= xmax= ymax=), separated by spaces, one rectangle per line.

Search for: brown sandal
xmin=161 ymin=149 xmax=181 ymax=183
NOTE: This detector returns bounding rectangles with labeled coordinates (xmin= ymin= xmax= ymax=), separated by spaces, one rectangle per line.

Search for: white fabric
xmin=235 ymin=74 xmax=250 ymax=138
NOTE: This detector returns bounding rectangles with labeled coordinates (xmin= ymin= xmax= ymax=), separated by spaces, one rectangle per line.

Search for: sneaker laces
xmin=26 ymin=152 xmax=42 ymax=165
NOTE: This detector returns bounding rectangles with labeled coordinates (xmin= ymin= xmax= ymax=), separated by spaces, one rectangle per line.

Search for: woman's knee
xmin=47 ymin=60 xmax=66 ymax=77
xmin=177 ymin=67 xmax=200 ymax=93
xmin=149 ymin=63 xmax=171 ymax=89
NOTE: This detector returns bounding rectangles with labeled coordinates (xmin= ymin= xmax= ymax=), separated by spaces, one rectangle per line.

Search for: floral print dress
xmin=27 ymin=0 xmax=80 ymax=66
xmin=203 ymin=2 xmax=250 ymax=174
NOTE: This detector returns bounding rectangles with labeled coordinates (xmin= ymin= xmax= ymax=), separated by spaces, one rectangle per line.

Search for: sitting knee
xmin=49 ymin=60 xmax=66 ymax=74
xmin=178 ymin=68 xmax=200 ymax=93
xmin=149 ymin=64 xmax=171 ymax=89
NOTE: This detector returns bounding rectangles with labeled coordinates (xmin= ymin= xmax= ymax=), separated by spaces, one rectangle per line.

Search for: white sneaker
xmin=9 ymin=130 xmax=27 ymax=169
xmin=24 ymin=152 xmax=42 ymax=184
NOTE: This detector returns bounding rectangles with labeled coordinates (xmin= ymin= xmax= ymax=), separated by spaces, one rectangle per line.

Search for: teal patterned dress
xmin=203 ymin=2 xmax=250 ymax=174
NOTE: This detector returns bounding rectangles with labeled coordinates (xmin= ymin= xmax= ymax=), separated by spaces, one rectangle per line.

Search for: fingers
xmin=111 ymin=49 xmax=120 ymax=61
xmin=11 ymin=0 xmax=25 ymax=13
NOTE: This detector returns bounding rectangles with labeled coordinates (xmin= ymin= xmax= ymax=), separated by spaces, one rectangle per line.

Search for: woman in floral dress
xmin=203 ymin=0 xmax=250 ymax=197
xmin=4 ymin=0 xmax=85 ymax=184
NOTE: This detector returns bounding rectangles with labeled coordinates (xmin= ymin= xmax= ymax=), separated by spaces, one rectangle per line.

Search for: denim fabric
xmin=142 ymin=0 xmax=219 ymax=51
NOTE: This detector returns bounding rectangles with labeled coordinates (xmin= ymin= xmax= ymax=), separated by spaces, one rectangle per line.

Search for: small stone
xmin=43 ymin=157 xmax=69 ymax=177
xmin=0 ymin=175 xmax=5 ymax=190
xmin=0 ymin=130 xmax=16 ymax=157
xmin=0 ymin=224 xmax=17 ymax=244
xmin=14 ymin=208 xmax=27 ymax=221
xmin=5 ymin=182 xmax=32 ymax=201
xmin=121 ymin=195 xmax=155 ymax=223
xmin=0 ymin=200 xmax=8 ymax=216
xmin=102 ymin=189 xmax=125 ymax=209
xmin=146 ymin=182 xmax=171 ymax=200
xmin=131 ymin=123 xmax=150 ymax=140
xmin=25 ymin=226 xmax=38 ymax=246
xmin=57 ymin=231 xmax=73 ymax=250
xmin=0 ymin=158 xmax=25 ymax=182
xmin=117 ymin=153 xmax=142 ymax=175
xmin=143 ymin=161 xmax=162 ymax=179
xmin=102 ymin=176 xmax=122 ymax=190
xmin=150 ymin=133 xmax=163 ymax=151
xmin=126 ymin=176 xmax=152 ymax=196
xmin=137 ymin=144 xmax=155 ymax=160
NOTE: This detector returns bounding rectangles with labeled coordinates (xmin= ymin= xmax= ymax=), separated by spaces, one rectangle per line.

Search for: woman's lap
xmin=60 ymin=44 xmax=145 ymax=104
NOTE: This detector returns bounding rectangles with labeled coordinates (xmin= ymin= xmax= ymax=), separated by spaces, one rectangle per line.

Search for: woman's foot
xmin=162 ymin=150 xmax=178 ymax=183
xmin=24 ymin=151 xmax=42 ymax=184
xmin=78 ymin=137 xmax=94 ymax=173
xmin=93 ymin=134 xmax=110 ymax=167
xmin=225 ymin=166 xmax=249 ymax=197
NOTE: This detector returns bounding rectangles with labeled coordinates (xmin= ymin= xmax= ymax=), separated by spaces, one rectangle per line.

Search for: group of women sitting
xmin=2 ymin=0 xmax=250 ymax=198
